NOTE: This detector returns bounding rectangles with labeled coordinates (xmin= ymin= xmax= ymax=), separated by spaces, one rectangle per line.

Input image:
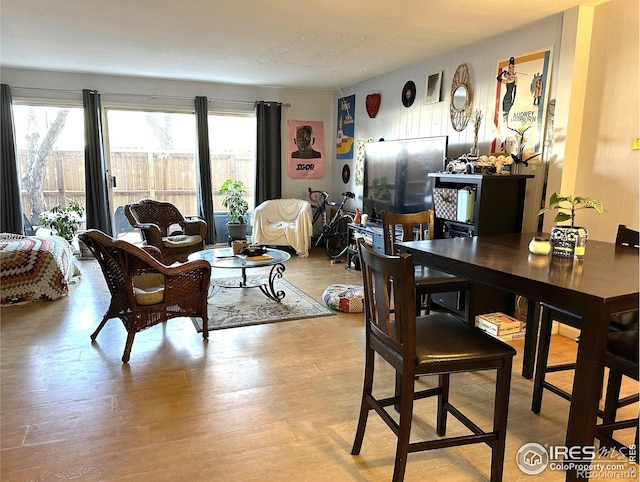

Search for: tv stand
xmin=346 ymin=221 xmax=384 ymax=270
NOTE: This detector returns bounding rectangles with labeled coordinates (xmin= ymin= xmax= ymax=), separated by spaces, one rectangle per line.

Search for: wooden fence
xmin=19 ymin=150 xmax=255 ymax=224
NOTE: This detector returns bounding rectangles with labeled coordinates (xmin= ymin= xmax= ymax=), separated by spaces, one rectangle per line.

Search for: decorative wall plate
xmin=401 ymin=81 xmax=416 ymax=108
xmin=365 ymin=93 xmax=381 ymax=118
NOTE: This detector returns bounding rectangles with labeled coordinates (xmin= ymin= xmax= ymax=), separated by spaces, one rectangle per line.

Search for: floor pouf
xmin=322 ymin=284 xmax=364 ymax=313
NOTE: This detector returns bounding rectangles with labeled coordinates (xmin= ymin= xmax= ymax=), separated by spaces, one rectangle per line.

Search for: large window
xmin=12 ymin=101 xmax=257 ymax=236
xmin=106 ymin=109 xmax=198 ymax=216
xmin=209 ymin=113 xmax=257 ymax=211
xmin=13 ymin=104 xmax=85 ymax=226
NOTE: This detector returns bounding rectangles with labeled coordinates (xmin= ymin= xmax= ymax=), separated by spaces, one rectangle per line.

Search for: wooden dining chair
xmin=532 ymin=225 xmax=639 ymax=417
xmin=595 ymin=327 xmax=639 ymax=455
xmin=351 ymin=239 xmax=516 ymax=481
xmin=381 ymin=210 xmax=470 ymax=315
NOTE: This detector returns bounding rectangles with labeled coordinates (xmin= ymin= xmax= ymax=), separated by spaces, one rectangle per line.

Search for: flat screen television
xmin=362 ymin=136 xmax=448 ymax=223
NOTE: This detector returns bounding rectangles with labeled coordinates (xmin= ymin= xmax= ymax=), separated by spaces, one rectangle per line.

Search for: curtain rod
xmin=10 ymin=86 xmax=290 ymax=107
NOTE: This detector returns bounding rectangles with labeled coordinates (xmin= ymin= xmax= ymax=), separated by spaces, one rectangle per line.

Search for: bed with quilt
xmin=0 ymin=233 xmax=81 ymax=305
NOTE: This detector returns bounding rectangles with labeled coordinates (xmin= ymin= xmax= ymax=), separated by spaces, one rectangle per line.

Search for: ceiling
xmin=1 ymin=0 xmax=607 ymax=90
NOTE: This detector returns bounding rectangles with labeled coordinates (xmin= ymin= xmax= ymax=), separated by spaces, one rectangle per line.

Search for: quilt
xmin=0 ymin=233 xmax=81 ymax=305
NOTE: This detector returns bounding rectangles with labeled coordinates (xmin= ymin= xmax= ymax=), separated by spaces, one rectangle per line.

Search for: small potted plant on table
xmin=538 ymin=192 xmax=605 ymax=258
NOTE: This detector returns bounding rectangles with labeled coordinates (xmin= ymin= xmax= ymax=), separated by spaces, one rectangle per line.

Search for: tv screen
xmin=363 ymin=136 xmax=448 ymax=223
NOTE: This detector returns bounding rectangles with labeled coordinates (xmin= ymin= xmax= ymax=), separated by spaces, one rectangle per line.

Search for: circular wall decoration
xmin=341 ymin=164 xmax=351 ymax=184
xmin=450 ymin=64 xmax=472 ymax=131
xmin=401 ymin=81 xmax=416 ymax=107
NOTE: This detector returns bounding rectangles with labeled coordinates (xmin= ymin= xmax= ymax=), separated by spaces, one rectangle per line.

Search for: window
xmin=208 ymin=113 xmax=256 ymax=211
xmin=106 ymin=109 xmax=198 ymax=216
xmin=13 ymin=104 xmax=85 ymax=226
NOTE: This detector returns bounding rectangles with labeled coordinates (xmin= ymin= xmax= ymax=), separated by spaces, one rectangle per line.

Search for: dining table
xmin=398 ymin=232 xmax=639 ymax=481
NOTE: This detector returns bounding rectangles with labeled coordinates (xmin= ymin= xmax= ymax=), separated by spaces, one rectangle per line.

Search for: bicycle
xmin=308 ymin=188 xmax=355 ymax=259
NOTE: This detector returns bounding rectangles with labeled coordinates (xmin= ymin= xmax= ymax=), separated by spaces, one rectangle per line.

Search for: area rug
xmin=191 ymin=278 xmax=335 ymax=332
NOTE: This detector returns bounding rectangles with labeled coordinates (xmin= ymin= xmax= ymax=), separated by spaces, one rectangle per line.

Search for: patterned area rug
xmin=191 ymin=278 xmax=335 ymax=332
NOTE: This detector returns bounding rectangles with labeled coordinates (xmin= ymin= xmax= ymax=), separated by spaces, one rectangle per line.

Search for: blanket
xmin=0 ymin=233 xmax=81 ymax=305
xmin=252 ymin=199 xmax=313 ymax=257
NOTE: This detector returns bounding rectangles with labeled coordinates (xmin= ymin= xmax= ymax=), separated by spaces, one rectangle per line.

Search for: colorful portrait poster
xmin=336 ymin=94 xmax=355 ymax=159
xmin=492 ymin=48 xmax=553 ymax=160
xmin=287 ymin=120 xmax=325 ymax=179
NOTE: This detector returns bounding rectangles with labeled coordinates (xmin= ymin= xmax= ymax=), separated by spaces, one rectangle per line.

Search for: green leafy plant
xmin=218 ymin=179 xmax=249 ymax=224
xmin=39 ymin=197 xmax=84 ymax=241
xmin=538 ymin=192 xmax=605 ymax=227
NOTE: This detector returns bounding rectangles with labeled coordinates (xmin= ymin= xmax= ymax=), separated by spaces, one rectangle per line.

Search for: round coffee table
xmin=188 ymin=247 xmax=291 ymax=301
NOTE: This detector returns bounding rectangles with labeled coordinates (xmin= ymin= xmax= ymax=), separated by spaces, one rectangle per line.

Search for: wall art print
xmin=492 ymin=48 xmax=553 ymax=164
xmin=287 ymin=119 xmax=325 ymax=179
xmin=336 ymin=94 xmax=355 ymax=159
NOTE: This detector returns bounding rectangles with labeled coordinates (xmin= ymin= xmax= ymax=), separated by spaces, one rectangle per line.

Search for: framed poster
xmin=336 ymin=94 xmax=355 ymax=159
xmin=492 ymin=48 xmax=553 ymax=163
xmin=424 ymin=71 xmax=443 ymax=104
xmin=287 ymin=120 xmax=325 ymax=179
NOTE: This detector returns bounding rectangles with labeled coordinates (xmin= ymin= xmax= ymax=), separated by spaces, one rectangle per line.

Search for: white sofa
xmin=252 ymin=199 xmax=313 ymax=257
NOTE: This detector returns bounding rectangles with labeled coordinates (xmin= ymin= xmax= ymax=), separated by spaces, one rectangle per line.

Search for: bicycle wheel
xmin=325 ymin=213 xmax=353 ymax=259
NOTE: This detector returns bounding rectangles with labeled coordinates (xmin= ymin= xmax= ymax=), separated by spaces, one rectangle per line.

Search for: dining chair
xmin=381 ymin=210 xmax=470 ymax=315
xmin=124 ymin=198 xmax=207 ymax=264
xmin=595 ymin=327 xmax=639 ymax=454
xmin=79 ymin=229 xmax=211 ymax=363
xmin=351 ymin=239 xmax=516 ymax=481
xmin=532 ymin=225 xmax=639 ymax=419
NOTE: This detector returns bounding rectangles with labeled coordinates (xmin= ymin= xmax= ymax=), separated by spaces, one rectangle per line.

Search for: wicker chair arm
xmin=182 ymin=218 xmax=208 ymax=238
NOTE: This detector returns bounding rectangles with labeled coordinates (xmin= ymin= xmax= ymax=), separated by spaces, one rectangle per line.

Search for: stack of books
xmin=475 ymin=312 xmax=525 ymax=341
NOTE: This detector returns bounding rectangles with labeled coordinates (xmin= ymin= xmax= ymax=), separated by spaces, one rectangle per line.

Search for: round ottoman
xmin=322 ymin=284 xmax=364 ymax=313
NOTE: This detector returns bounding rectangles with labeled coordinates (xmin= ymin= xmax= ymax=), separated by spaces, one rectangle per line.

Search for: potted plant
xmin=538 ymin=192 xmax=605 ymax=258
xmin=218 ymin=179 xmax=250 ymax=241
xmin=39 ymin=197 xmax=84 ymax=242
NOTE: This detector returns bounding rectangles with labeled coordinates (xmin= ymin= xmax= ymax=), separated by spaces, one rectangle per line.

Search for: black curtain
xmin=83 ymin=89 xmax=113 ymax=235
xmin=195 ymin=96 xmax=216 ymax=244
xmin=0 ymin=84 xmax=24 ymax=235
xmin=255 ymin=101 xmax=282 ymax=204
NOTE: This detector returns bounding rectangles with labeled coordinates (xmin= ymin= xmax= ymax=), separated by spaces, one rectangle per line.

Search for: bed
xmin=0 ymin=233 xmax=81 ymax=305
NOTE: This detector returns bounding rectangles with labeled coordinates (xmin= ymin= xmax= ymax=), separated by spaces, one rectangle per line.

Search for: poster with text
xmin=336 ymin=94 xmax=355 ymax=159
xmin=288 ymin=120 xmax=325 ymax=179
xmin=492 ymin=48 xmax=553 ymax=161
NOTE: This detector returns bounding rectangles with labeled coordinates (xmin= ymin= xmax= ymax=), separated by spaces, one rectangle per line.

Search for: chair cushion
xmin=415 ymin=313 xmax=516 ymax=366
xmin=323 ymin=284 xmax=364 ymax=313
xmin=162 ymin=234 xmax=202 ymax=248
xmin=132 ymin=273 xmax=165 ymax=305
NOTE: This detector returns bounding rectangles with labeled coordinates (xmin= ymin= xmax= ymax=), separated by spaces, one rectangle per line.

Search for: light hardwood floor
xmin=1 ymin=246 xmax=636 ymax=481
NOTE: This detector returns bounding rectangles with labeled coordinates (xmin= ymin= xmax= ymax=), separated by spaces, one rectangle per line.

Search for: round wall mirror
xmin=450 ymin=64 xmax=472 ymax=131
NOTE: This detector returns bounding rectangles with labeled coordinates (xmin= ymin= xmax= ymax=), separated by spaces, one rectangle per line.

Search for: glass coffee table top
xmin=188 ymin=247 xmax=291 ymax=301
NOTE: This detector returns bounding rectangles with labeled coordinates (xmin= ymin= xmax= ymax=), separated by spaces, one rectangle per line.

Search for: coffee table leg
xmin=259 ymin=263 xmax=286 ymax=301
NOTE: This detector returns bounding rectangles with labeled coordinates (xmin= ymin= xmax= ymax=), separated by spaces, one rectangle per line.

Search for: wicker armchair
xmin=79 ymin=229 xmax=211 ymax=363
xmin=124 ymin=199 xmax=207 ymax=264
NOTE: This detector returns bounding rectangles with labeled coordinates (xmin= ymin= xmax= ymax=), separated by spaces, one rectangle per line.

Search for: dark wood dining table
xmin=398 ymin=232 xmax=639 ymax=481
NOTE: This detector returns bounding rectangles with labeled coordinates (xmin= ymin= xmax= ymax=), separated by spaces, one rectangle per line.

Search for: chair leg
xmin=599 ymin=369 xmax=624 ymax=444
xmin=351 ymin=346 xmax=375 ymax=455
xmin=491 ymin=358 xmax=513 ymax=482
xmin=90 ymin=314 xmax=110 ymax=341
xmin=392 ymin=370 xmax=415 ymax=482
xmin=436 ymin=373 xmax=450 ymax=436
xmin=532 ymin=308 xmax=554 ymax=414
xmin=121 ymin=331 xmax=136 ymax=363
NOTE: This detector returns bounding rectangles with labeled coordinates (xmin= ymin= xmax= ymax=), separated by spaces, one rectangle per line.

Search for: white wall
xmin=334 ymin=0 xmax=639 ymax=242
xmin=0 ymin=68 xmax=336 ymax=201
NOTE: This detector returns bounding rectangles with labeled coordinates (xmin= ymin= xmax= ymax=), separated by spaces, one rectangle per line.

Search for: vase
xmin=550 ymin=226 xmax=588 ymax=259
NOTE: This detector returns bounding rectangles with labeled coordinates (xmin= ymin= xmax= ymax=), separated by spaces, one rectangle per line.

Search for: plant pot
xmin=550 ymin=226 xmax=588 ymax=258
xmin=227 ymin=223 xmax=248 ymax=242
